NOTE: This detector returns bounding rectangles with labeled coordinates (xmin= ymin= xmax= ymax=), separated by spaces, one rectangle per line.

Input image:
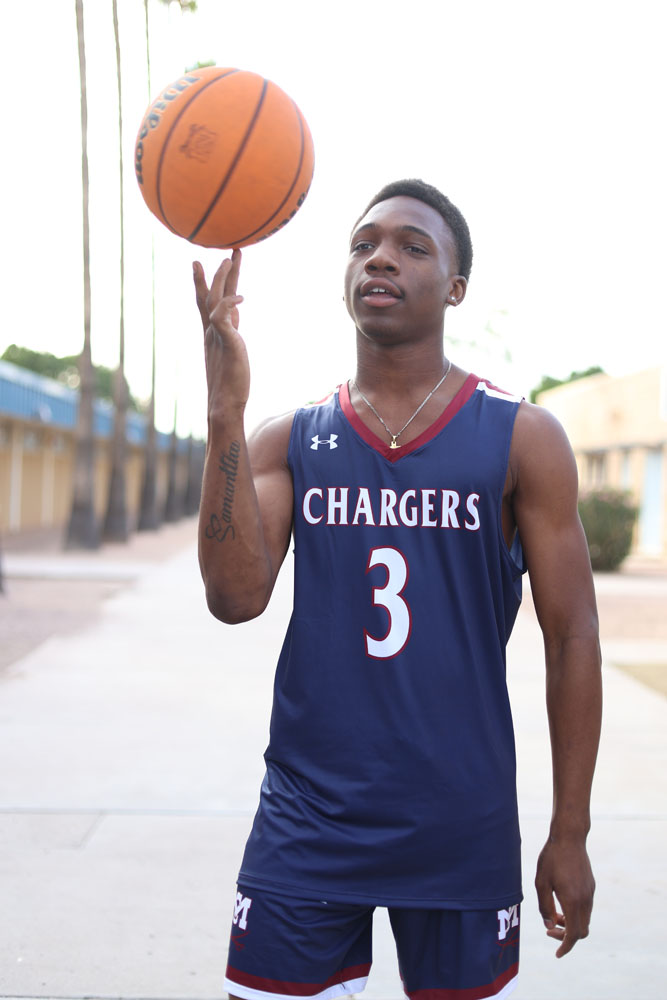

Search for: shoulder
xmin=512 ymin=399 xmax=574 ymax=453
xmin=509 ymin=401 xmax=578 ymax=500
xmin=250 ymin=408 xmax=296 ymax=442
xmin=248 ymin=410 xmax=296 ymax=473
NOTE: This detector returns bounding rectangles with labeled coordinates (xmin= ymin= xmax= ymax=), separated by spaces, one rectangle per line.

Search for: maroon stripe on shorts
xmin=226 ymin=962 xmax=371 ymax=997
xmin=405 ymin=961 xmax=518 ymax=1000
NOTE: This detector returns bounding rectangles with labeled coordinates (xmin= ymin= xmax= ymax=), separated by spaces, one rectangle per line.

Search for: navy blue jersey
xmin=239 ymin=374 xmax=525 ymax=909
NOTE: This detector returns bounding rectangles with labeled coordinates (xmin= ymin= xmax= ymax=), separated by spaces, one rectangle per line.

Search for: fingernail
xmin=544 ymin=919 xmax=554 ymax=929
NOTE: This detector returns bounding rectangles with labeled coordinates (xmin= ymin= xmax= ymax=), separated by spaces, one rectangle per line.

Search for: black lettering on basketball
xmin=135 ymin=79 xmax=202 ymax=188
xmin=135 ymin=144 xmax=144 ymax=183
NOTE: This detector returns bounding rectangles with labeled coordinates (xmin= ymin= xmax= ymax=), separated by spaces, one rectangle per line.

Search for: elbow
xmin=204 ymin=585 xmax=268 ymax=625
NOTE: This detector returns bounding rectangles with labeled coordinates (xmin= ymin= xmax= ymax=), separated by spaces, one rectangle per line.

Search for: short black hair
xmin=359 ymin=179 xmax=473 ymax=281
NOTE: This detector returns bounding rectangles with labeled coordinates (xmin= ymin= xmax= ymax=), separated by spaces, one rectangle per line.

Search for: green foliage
xmin=578 ymin=489 xmax=638 ymax=572
xmin=1 ymin=344 xmax=140 ymax=411
xmin=530 ymin=366 xmax=605 ymax=404
xmin=158 ymin=0 xmax=197 ymax=10
xmin=186 ymin=59 xmax=216 ymax=71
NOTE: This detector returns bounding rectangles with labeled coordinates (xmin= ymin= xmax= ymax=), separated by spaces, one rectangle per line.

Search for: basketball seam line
xmin=155 ymin=67 xmax=240 ymax=233
xmin=188 ymin=79 xmax=269 ymax=243
xmin=229 ymin=100 xmax=307 ymax=247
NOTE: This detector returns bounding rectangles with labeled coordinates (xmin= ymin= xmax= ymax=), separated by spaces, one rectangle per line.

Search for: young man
xmin=193 ymin=180 xmax=602 ymax=1000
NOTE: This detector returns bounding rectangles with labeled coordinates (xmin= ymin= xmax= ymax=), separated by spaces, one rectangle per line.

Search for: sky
xmin=3 ymin=0 xmax=666 ymax=437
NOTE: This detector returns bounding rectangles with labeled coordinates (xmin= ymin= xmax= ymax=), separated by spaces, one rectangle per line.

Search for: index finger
xmin=208 ymin=247 xmax=242 ymax=304
xmin=193 ymin=259 xmax=208 ymax=299
xmin=553 ymin=925 xmax=580 ymax=959
xmin=550 ymin=901 xmax=591 ymax=958
xmin=226 ymin=247 xmax=242 ymax=297
xmin=192 ymin=260 xmax=210 ymax=326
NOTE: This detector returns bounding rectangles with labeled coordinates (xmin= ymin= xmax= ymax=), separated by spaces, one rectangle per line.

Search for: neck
xmin=354 ymin=336 xmax=450 ymax=397
xmin=350 ymin=339 xmax=465 ymax=449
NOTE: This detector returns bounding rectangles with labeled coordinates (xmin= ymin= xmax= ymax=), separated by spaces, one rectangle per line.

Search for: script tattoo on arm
xmin=204 ymin=440 xmax=241 ymax=543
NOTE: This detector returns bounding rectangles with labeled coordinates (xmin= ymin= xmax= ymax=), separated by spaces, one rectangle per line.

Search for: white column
xmin=9 ymin=424 xmax=23 ymax=532
xmin=41 ymin=435 xmax=56 ymax=526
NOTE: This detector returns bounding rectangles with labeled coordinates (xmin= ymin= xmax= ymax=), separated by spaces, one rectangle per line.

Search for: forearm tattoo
xmin=205 ymin=440 xmax=241 ymax=542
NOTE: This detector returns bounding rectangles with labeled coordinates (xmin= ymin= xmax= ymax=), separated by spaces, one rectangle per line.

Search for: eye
xmin=406 ymin=244 xmax=427 ymax=255
xmin=351 ymin=241 xmax=374 ymax=253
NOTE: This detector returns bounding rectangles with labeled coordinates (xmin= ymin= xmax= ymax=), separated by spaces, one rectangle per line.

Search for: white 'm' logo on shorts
xmin=233 ymin=893 xmax=253 ymax=931
xmin=497 ymin=904 xmax=520 ymax=941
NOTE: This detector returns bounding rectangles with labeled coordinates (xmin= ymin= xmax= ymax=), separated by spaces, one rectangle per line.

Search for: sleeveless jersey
xmin=239 ymin=374 xmax=525 ymax=909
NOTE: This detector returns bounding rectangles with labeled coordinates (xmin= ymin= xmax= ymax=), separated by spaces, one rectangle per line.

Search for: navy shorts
xmin=224 ymin=884 xmax=520 ymax=1000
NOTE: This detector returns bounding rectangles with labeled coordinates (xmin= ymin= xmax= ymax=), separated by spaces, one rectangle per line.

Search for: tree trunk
xmin=138 ymin=369 xmax=161 ymax=530
xmin=164 ymin=402 xmax=183 ymax=522
xmin=185 ymin=435 xmax=204 ymax=515
xmin=66 ymin=0 xmax=100 ymax=550
xmin=137 ymin=0 xmax=161 ymax=532
xmin=103 ymin=0 xmax=129 ymax=542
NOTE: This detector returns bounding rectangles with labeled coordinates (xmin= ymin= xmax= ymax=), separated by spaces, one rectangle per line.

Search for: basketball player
xmin=193 ymin=180 xmax=602 ymax=1000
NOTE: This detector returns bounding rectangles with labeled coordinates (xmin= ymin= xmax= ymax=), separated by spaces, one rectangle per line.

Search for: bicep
xmin=512 ymin=406 xmax=598 ymax=640
xmin=248 ymin=414 xmax=295 ymax=574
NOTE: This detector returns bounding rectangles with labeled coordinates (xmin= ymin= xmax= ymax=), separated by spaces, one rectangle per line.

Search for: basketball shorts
xmin=224 ymin=884 xmax=520 ymax=1000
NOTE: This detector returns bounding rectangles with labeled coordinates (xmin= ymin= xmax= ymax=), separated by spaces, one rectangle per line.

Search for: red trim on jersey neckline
xmin=339 ymin=374 xmax=482 ymax=462
xmin=404 ymin=960 xmax=518 ymax=1000
xmin=226 ymin=961 xmax=371 ymax=997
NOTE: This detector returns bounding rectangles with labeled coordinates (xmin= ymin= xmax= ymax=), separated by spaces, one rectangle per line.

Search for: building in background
xmin=0 ymin=360 xmax=202 ymax=539
xmin=537 ymin=367 xmax=667 ymax=562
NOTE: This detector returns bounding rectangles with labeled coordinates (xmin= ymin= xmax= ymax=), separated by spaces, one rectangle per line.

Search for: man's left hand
xmin=535 ymin=837 xmax=595 ymax=957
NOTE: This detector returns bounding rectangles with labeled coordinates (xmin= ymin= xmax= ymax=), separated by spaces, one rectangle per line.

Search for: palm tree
xmin=103 ymin=0 xmax=130 ymax=542
xmin=137 ymin=237 xmax=160 ymax=530
xmin=66 ymin=0 xmax=100 ymax=549
xmin=164 ymin=400 xmax=183 ymax=522
xmin=138 ymin=0 xmax=198 ymax=531
xmin=138 ymin=0 xmax=160 ymax=531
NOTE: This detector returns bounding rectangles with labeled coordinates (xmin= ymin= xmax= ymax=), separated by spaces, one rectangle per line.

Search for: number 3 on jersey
xmin=365 ymin=547 xmax=412 ymax=659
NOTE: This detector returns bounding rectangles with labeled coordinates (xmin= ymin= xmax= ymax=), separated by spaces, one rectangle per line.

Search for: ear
xmin=446 ymin=276 xmax=467 ymax=308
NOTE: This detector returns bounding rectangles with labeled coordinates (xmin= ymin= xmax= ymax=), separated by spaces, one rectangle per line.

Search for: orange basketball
xmin=134 ymin=66 xmax=315 ymax=249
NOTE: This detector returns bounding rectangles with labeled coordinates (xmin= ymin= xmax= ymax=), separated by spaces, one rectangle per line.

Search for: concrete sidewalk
xmin=0 ymin=531 xmax=665 ymax=1000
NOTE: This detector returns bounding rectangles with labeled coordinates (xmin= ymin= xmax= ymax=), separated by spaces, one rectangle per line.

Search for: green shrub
xmin=578 ymin=489 xmax=638 ymax=571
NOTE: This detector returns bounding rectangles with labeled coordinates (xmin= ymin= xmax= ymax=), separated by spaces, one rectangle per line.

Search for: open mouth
xmin=360 ymin=279 xmax=402 ymax=305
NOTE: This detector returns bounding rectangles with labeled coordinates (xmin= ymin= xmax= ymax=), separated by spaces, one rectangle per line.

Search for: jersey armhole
xmin=498 ymin=400 xmax=527 ymax=582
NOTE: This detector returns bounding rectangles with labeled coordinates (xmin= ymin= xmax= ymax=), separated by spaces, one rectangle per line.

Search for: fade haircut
xmin=359 ymin=179 xmax=473 ymax=281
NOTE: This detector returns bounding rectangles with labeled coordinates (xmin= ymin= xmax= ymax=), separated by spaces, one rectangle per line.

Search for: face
xmin=344 ymin=196 xmax=467 ymax=343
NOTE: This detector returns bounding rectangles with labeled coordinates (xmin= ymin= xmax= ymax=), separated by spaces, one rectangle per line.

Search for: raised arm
xmin=510 ymin=402 xmax=602 ymax=958
xmin=193 ymin=251 xmax=294 ymax=624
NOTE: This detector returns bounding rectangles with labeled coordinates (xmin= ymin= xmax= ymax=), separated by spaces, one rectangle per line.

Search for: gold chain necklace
xmin=351 ymin=359 xmax=453 ymax=449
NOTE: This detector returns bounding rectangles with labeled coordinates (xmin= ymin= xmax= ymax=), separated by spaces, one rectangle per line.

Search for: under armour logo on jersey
xmin=311 ymin=434 xmax=338 ymax=450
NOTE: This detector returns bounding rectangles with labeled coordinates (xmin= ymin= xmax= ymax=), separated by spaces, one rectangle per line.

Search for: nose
xmin=365 ymin=241 xmax=399 ymax=273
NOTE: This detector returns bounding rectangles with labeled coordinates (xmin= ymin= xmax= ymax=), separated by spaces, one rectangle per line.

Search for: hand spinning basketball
xmin=135 ymin=66 xmax=314 ymax=249
xmin=194 ymin=249 xmax=250 ymax=414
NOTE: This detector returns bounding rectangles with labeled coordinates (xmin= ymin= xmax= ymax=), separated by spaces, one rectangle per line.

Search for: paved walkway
xmin=0 ymin=525 xmax=665 ymax=999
